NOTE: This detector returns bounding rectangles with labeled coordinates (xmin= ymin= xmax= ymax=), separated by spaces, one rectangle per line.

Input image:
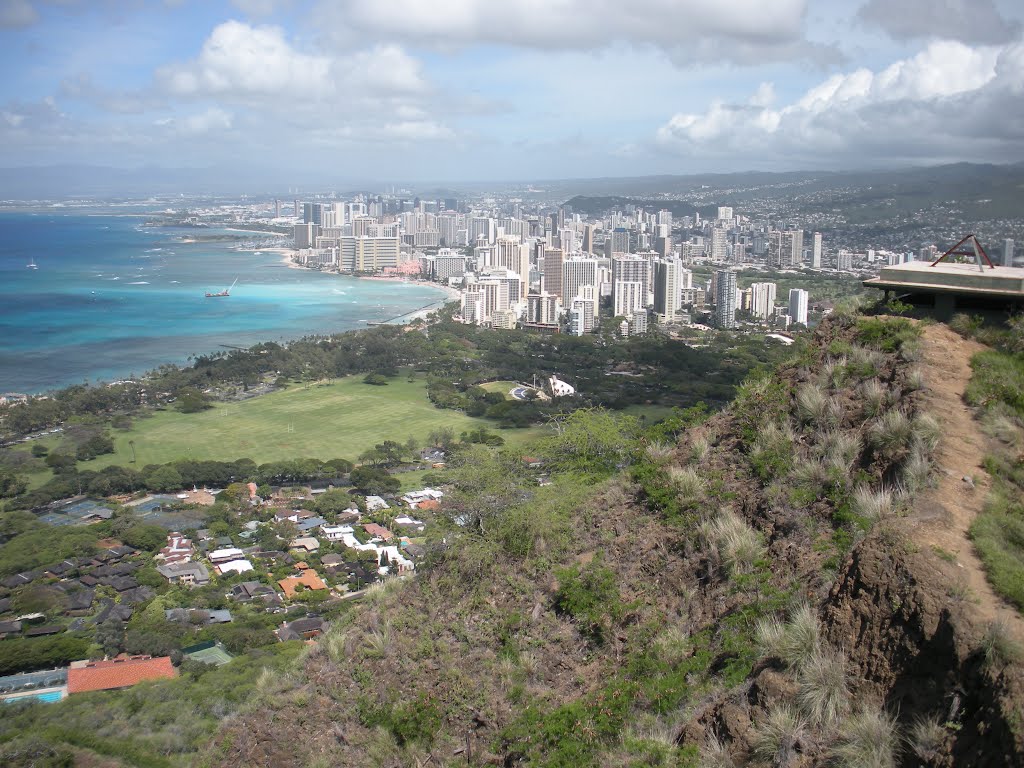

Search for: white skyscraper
xmin=750 ymin=282 xmax=777 ymax=320
xmin=812 ymin=232 xmax=823 ymax=268
xmin=789 ymin=288 xmax=809 ymax=326
xmin=653 ymin=258 xmax=681 ymax=321
xmin=1004 ymin=238 xmax=1015 ymax=267
xmin=717 ymin=206 xmax=734 ymax=222
xmin=710 ymin=227 xmax=729 ymax=262
xmin=613 ymin=280 xmax=645 ymax=318
xmin=562 ymin=257 xmax=600 ymax=317
xmin=715 ymin=269 xmax=738 ymax=329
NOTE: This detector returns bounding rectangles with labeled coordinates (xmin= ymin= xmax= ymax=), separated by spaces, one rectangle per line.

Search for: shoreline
xmin=275 ymin=250 xmax=461 ymax=302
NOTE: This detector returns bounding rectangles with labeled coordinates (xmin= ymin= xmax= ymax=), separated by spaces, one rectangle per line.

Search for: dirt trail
xmin=912 ymin=323 xmax=1024 ymax=641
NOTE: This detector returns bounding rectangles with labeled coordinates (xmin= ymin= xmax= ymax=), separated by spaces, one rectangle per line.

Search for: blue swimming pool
xmin=4 ymin=689 xmax=64 ymax=704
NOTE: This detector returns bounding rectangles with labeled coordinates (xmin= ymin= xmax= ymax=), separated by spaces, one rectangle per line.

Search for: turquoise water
xmin=0 ymin=213 xmax=447 ymax=393
xmin=4 ymin=690 xmax=64 ymax=703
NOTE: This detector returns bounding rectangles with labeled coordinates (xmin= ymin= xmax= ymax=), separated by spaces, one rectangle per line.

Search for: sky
xmin=1 ymin=0 xmax=1023 ymax=183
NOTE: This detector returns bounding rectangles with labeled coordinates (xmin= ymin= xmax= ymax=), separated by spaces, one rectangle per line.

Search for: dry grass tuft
xmin=798 ymin=648 xmax=849 ymax=726
xmin=701 ymin=509 xmax=766 ymax=576
xmin=751 ymin=704 xmax=807 ymax=767
xmin=831 ymin=707 xmax=900 ymax=768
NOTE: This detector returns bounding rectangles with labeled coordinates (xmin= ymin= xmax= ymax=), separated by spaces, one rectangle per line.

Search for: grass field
xmin=479 ymin=380 xmax=522 ymax=399
xmin=85 ymin=376 xmax=542 ymax=470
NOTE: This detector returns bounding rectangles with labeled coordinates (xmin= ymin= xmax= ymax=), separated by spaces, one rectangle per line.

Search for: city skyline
xmin=1 ymin=0 xmax=1023 ymax=183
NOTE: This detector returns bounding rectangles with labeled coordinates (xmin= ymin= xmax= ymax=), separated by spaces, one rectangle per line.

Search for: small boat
xmin=205 ymin=277 xmax=238 ymax=298
xmin=26 ymin=258 xmax=38 ymax=269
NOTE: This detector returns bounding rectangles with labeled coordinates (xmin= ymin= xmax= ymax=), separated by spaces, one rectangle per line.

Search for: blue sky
xmin=1 ymin=0 xmax=1022 ymax=183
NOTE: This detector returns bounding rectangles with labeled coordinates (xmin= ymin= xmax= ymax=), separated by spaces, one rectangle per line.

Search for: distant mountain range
xmin=0 ymin=161 xmax=1022 ymax=206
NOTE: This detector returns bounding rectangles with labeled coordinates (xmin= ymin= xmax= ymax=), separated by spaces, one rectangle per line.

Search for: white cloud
xmin=229 ymin=0 xmax=292 ymax=15
xmin=656 ymin=40 xmax=1023 ymax=165
xmin=857 ymin=0 xmax=1022 ymax=45
xmin=156 ymin=107 xmax=233 ymax=136
xmin=317 ymin=0 xmax=836 ymax=65
xmin=0 ymin=0 xmax=37 ymax=28
xmin=157 ymin=21 xmax=428 ymax=103
xmin=380 ymin=120 xmax=454 ymax=141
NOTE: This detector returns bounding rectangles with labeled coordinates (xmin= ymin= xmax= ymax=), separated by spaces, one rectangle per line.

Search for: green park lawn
xmin=84 ymin=376 xmax=543 ymax=470
xmin=479 ymin=380 xmax=522 ymax=399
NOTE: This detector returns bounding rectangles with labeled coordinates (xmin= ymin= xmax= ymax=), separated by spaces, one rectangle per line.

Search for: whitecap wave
xmin=128 ymin=281 xmax=150 ymax=285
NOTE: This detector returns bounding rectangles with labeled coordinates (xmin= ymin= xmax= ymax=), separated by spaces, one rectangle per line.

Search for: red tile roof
xmin=67 ymin=655 xmax=176 ymax=694
xmin=363 ymin=523 xmax=394 ymax=540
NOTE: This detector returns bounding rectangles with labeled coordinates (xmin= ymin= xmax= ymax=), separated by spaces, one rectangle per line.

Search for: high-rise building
xmin=789 ymin=288 xmax=809 ymax=326
xmin=526 ymin=292 xmax=560 ymax=326
xmin=717 ymin=206 xmax=734 ymax=222
xmin=715 ymin=269 xmax=738 ymax=329
xmin=812 ymin=232 xmax=823 ymax=268
xmin=836 ymin=250 xmax=853 ymax=271
xmin=559 ymin=227 xmax=576 ymax=254
xmin=1004 ymin=238 xmax=1015 ymax=267
xmin=657 ymin=210 xmax=673 ymax=228
xmin=613 ymin=281 xmax=645 ymax=318
xmin=581 ymin=224 xmax=594 ymax=254
xmin=293 ymin=222 xmax=317 ymax=249
xmin=653 ymin=258 xmax=681 ymax=321
xmin=562 ymin=257 xmax=599 ymax=313
xmin=768 ymin=230 xmax=803 ymax=268
xmin=434 ymin=249 xmax=467 ymax=281
xmin=274 ymin=199 xmax=281 ymax=218
xmin=710 ymin=227 xmax=729 ymax=262
xmin=569 ymin=297 xmax=596 ymax=335
xmin=338 ymin=236 xmax=400 ymax=273
xmin=543 ymin=247 xmax=564 ymax=300
xmin=493 ymin=237 xmax=530 ymax=298
xmin=608 ymin=228 xmax=630 ymax=256
xmin=750 ymin=282 xmax=777 ymax=320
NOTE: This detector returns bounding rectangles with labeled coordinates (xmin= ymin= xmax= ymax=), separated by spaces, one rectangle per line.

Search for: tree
xmin=349 ymin=467 xmax=400 ymax=496
xmin=363 ymin=373 xmax=389 ymax=386
xmin=541 ymin=408 xmax=641 ymax=476
xmin=145 ymin=465 xmax=183 ymax=493
xmin=175 ymin=388 xmax=212 ymax=413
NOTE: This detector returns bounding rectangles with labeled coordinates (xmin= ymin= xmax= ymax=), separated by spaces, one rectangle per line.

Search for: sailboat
xmin=205 ymin=277 xmax=238 ymax=298
xmin=26 ymin=257 xmax=38 ymax=269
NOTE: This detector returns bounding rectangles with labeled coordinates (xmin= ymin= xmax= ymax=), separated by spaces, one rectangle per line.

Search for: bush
xmin=700 ymin=510 xmax=765 ymax=576
xmin=867 ymin=409 xmax=914 ymax=459
xmin=756 ymin=603 xmax=820 ymax=670
xmin=554 ymin=557 xmax=623 ymax=643
xmin=362 ymin=373 xmax=389 ymax=386
xmin=832 ymin=707 xmax=899 ymax=768
xmin=798 ymin=648 xmax=849 ymax=725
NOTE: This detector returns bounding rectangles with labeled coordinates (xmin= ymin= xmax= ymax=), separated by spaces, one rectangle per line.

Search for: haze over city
xmin=1 ymin=0 xmax=1023 ymax=186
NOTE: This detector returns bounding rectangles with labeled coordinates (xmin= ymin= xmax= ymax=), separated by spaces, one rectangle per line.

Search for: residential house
xmin=320 ymin=524 xmax=354 ymax=543
xmin=364 ymin=496 xmax=390 ymax=512
xmin=155 ymin=561 xmax=211 ymax=586
xmin=394 ymin=515 xmax=425 ymax=533
xmin=401 ymin=488 xmax=444 ymax=509
xmin=229 ymin=581 xmax=284 ymax=608
xmin=276 ymin=616 xmax=328 ymax=642
xmin=208 ymin=548 xmax=245 ymax=565
xmin=0 ymin=620 xmax=22 ymax=638
xmin=216 ymin=559 xmax=254 ymax=576
xmin=295 ymin=516 xmax=328 ymax=533
xmin=165 ymin=608 xmax=233 ymax=625
xmin=67 ymin=655 xmax=176 ymax=694
xmin=277 ymin=564 xmax=328 ymax=599
xmin=156 ymin=532 xmax=194 ymax=565
xmin=378 ymin=546 xmax=414 ymax=575
xmin=289 ymin=537 xmax=320 ymax=553
xmin=363 ymin=523 xmax=394 ymax=542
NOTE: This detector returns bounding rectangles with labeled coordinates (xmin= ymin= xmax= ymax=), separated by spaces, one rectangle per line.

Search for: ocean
xmin=0 ymin=212 xmax=449 ymax=394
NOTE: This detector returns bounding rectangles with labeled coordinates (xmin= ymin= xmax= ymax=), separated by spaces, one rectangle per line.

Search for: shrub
xmin=905 ymin=368 xmax=925 ymax=391
xmin=899 ymin=448 xmax=932 ymax=495
xmin=867 ymin=409 xmax=914 ymax=458
xmin=750 ymin=422 xmax=795 ymax=483
xmin=820 ymin=431 xmax=862 ymax=475
xmin=980 ymin=619 xmax=1022 ymax=670
xmin=855 ymin=317 xmax=920 ymax=353
xmin=860 ymin=379 xmax=888 ymax=419
xmin=756 ymin=603 xmax=820 ymax=670
xmin=911 ymin=414 xmax=942 ymax=454
xmin=798 ymin=648 xmax=849 ymax=726
xmin=751 ymin=704 xmax=807 ymax=767
xmin=554 ymin=558 xmax=623 ymax=643
xmin=910 ymin=714 xmax=946 ymax=762
xmin=669 ymin=466 xmax=705 ymax=506
xmin=851 ymin=486 xmax=894 ymax=523
xmin=970 ymin=489 xmax=1024 ymax=611
xmin=831 ymin=707 xmax=900 ymax=768
xmin=700 ymin=510 xmax=765 ymax=576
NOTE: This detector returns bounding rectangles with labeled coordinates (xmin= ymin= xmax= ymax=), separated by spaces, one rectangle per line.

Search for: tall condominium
xmin=611 ymin=254 xmax=650 ymax=309
xmin=750 ymin=282 xmax=777 ymax=320
xmin=526 ymin=292 xmax=560 ymax=326
xmin=543 ymin=247 xmax=564 ymax=299
xmin=717 ymin=206 xmax=733 ymax=222
xmin=653 ymin=258 xmax=682 ymax=320
xmin=608 ymin=227 xmax=630 ymax=256
xmin=714 ymin=269 xmax=738 ymax=329
xmin=788 ymin=288 xmax=809 ymax=326
xmin=338 ymin=236 xmax=400 ymax=273
xmin=710 ymin=227 xmax=729 ymax=261
xmin=812 ymin=232 xmax=823 ymax=268
xmin=493 ymin=237 xmax=530 ymax=298
xmin=768 ymin=230 xmax=803 ymax=268
xmin=1004 ymin=238 xmax=1015 ymax=267
xmin=562 ymin=257 xmax=599 ymax=316
xmin=613 ymin=281 xmax=645 ymax=319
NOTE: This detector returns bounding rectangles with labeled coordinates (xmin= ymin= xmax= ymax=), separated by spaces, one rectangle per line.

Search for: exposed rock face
xmin=825 ymin=538 xmax=1024 ymax=767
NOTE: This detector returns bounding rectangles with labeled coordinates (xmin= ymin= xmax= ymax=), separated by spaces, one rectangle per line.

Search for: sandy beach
xmin=273 ymin=249 xmax=461 ymax=304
